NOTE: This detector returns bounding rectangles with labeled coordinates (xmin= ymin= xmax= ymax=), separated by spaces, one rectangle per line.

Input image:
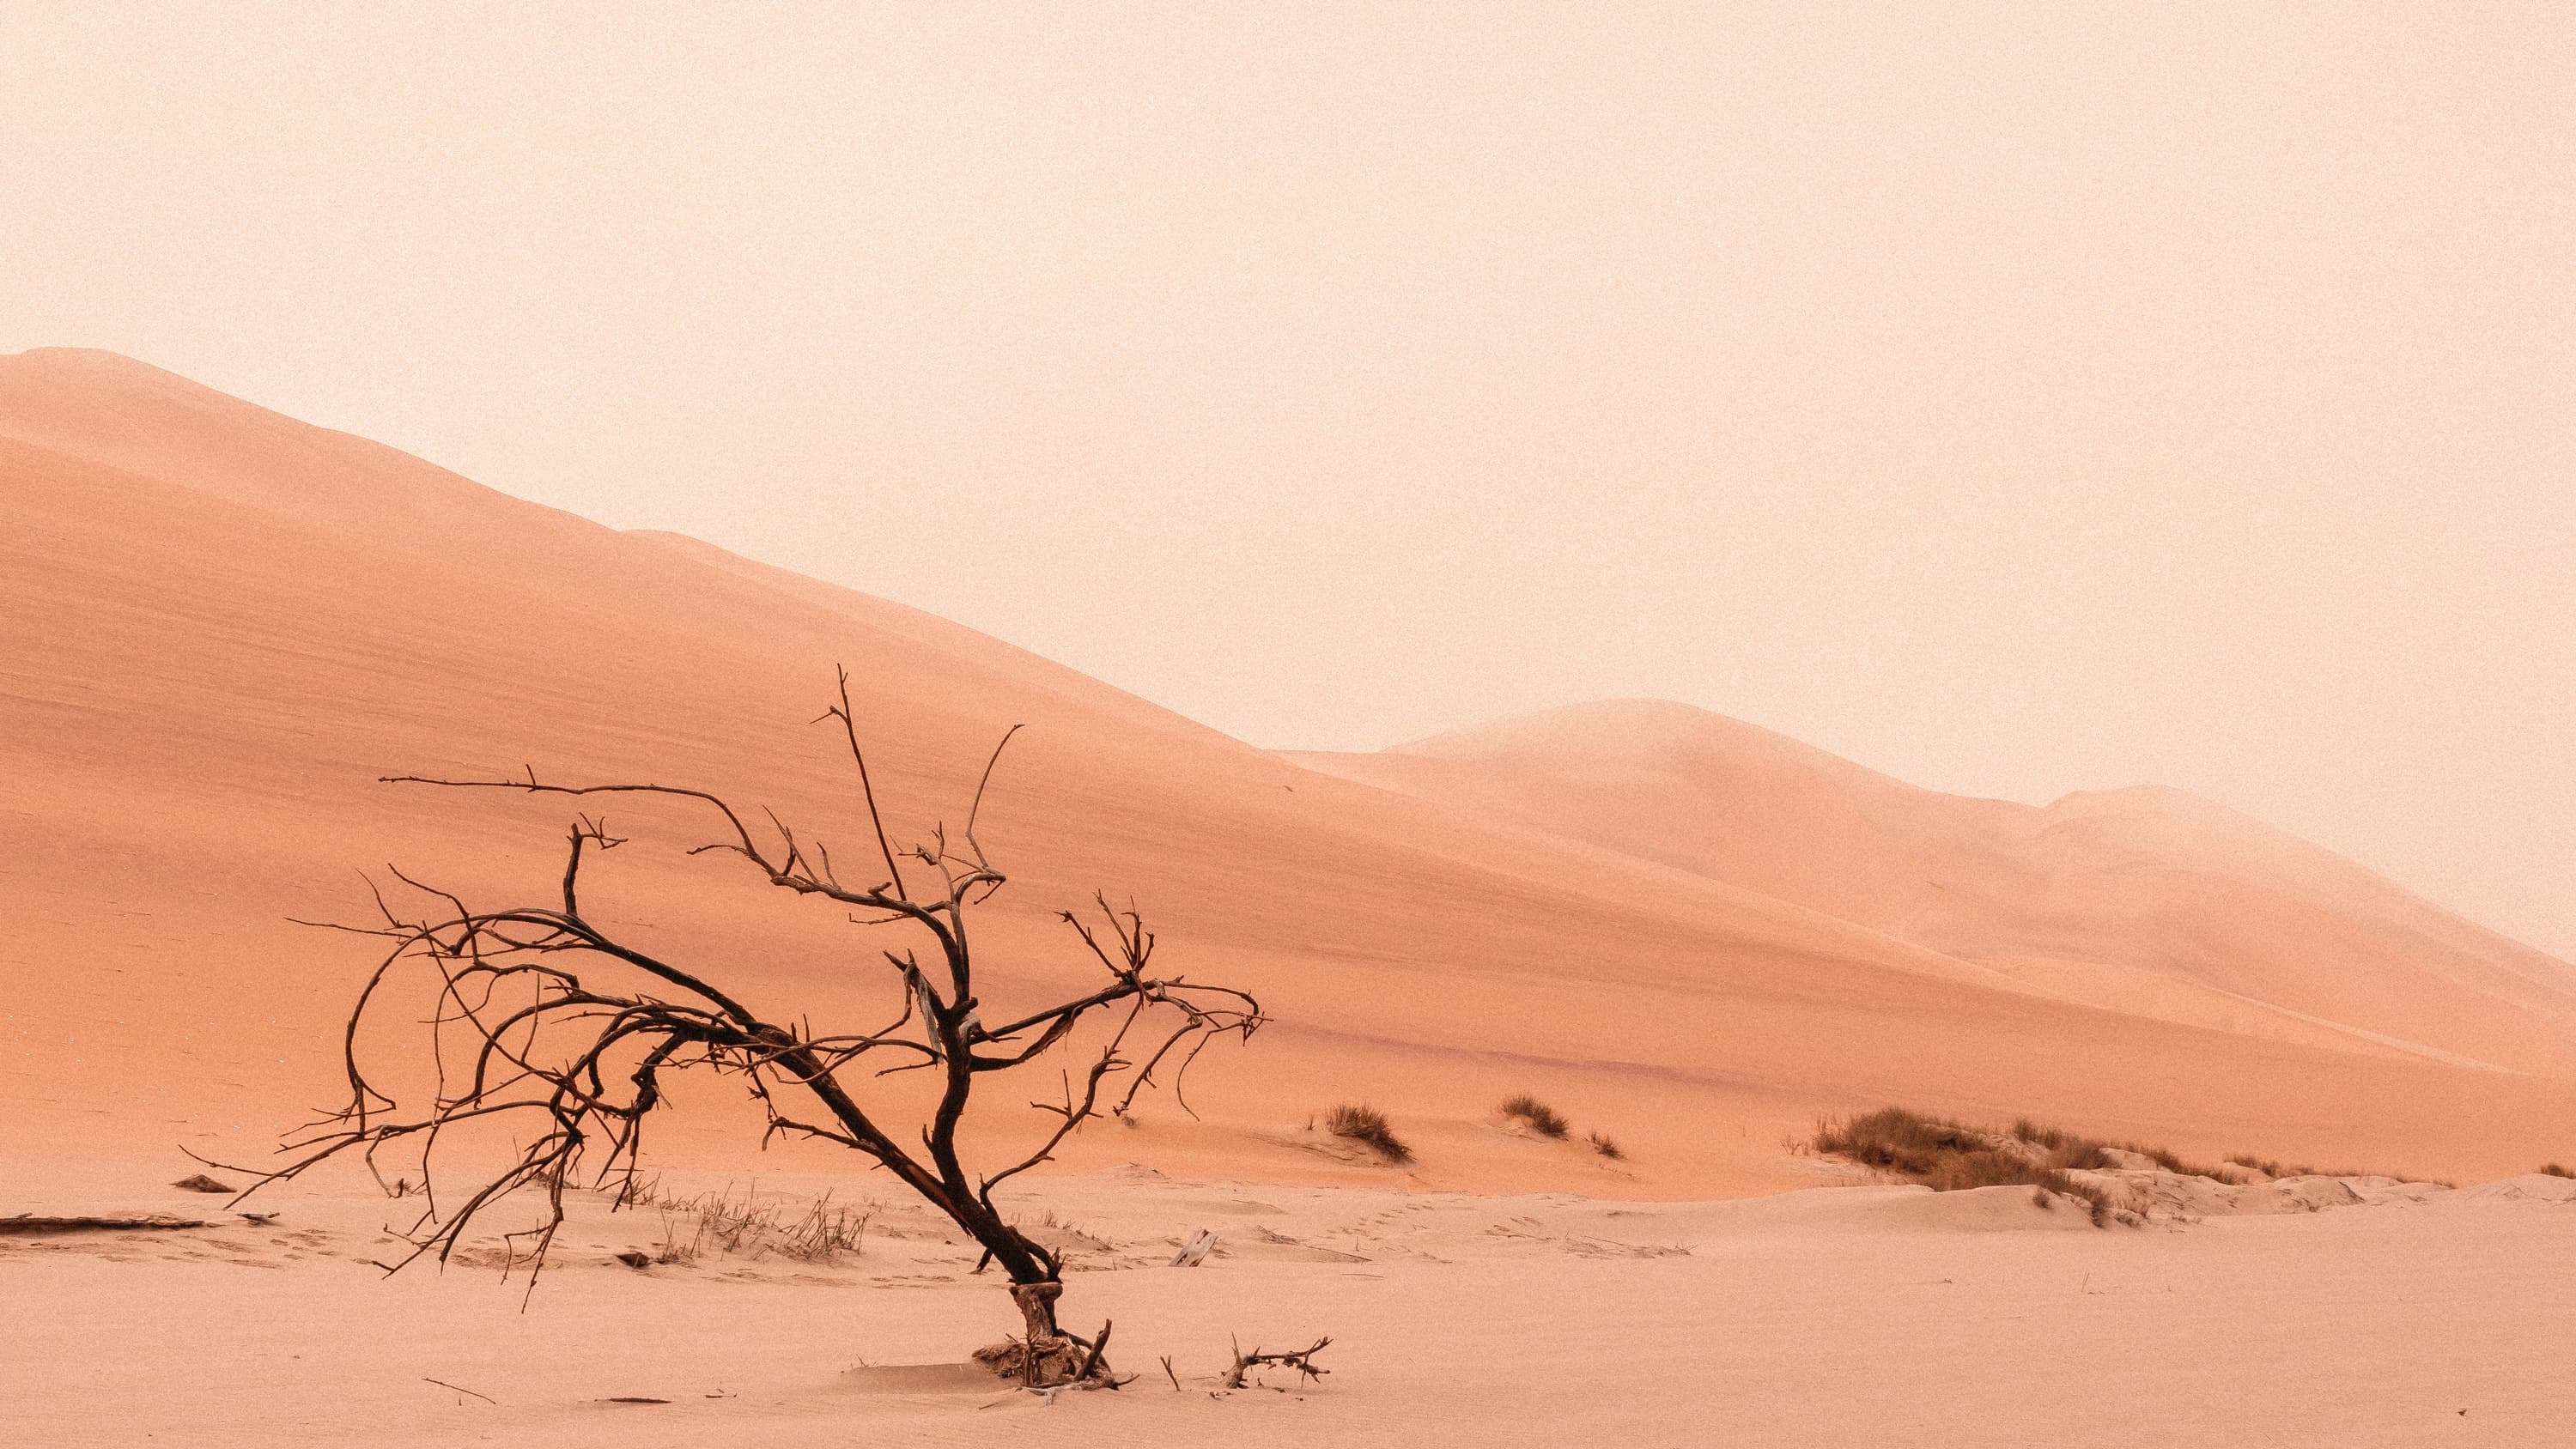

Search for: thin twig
xmin=422 ymin=1377 xmax=495 ymax=1405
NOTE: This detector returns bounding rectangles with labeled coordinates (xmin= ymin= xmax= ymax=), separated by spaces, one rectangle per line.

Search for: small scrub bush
xmin=1325 ymin=1103 xmax=1413 ymax=1164
xmin=1827 ymin=1106 xmax=2433 ymax=1210
xmin=2132 ymin=1143 xmax=2227 ymax=1179
xmin=2050 ymin=1141 xmax=2117 ymax=1172
xmin=1816 ymin=1107 xmax=2119 ymax=1226
xmin=1499 ymin=1094 xmax=1571 ymax=1139
xmin=2011 ymin=1119 xmax=2068 ymax=1150
xmin=1814 ymin=1107 xmax=1987 ymax=1176
xmin=1588 ymin=1130 xmax=1624 ymax=1161
xmin=2542 ymin=1163 xmax=2574 ymax=1179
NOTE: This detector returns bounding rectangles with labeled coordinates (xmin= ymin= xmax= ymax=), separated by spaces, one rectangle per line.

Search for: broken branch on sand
xmin=0 ymin=1213 xmax=215 ymax=1235
xmin=1224 ymin=1335 xmax=1333 ymax=1389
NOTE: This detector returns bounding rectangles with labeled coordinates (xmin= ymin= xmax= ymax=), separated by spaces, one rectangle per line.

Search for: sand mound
xmin=840 ymin=1362 xmax=1005 ymax=1394
xmin=2452 ymin=1173 xmax=2576 ymax=1203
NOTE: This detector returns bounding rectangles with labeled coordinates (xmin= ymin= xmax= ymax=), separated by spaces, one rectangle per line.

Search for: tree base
xmin=974 ymin=1281 xmax=1113 ymax=1388
xmin=970 ymin=1336 xmax=1083 ymax=1385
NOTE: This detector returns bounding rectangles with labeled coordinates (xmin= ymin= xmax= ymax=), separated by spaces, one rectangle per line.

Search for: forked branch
xmin=228 ymin=670 xmax=1265 ymax=1380
xmin=1225 ymin=1336 xmax=1334 ymax=1389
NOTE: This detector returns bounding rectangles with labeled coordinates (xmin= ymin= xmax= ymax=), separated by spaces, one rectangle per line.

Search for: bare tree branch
xmin=228 ymin=670 xmax=1265 ymax=1387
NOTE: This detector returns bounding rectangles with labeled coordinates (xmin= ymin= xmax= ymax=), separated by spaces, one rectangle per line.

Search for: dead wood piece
xmin=613 ymin=1250 xmax=651 ymax=1268
xmin=1224 ymin=1336 xmax=1333 ymax=1390
xmin=1072 ymin=1319 xmax=1114 ymax=1385
xmin=422 ymin=1377 xmax=494 ymax=1405
xmin=1170 ymin=1228 xmax=1218 ymax=1266
xmin=972 ymin=1337 xmax=1072 ymax=1386
xmin=0 ymin=1213 xmax=213 ymax=1236
xmin=1007 ymin=1280 xmax=1074 ymax=1384
xmin=171 ymin=1173 xmax=237 ymax=1194
xmin=971 ymin=1340 xmax=1026 ymax=1379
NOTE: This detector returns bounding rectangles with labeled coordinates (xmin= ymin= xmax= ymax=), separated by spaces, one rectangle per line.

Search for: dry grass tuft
xmin=612 ymin=1179 xmax=872 ymax=1264
xmin=1829 ymin=1109 xmax=2449 ymax=1211
xmin=1826 ymin=1107 xmax=1985 ymax=1174
xmin=2014 ymin=1117 xmax=2224 ymax=1178
xmin=2541 ymin=1163 xmax=2574 ymax=1179
xmin=1499 ymin=1094 xmax=1571 ymax=1139
xmin=1325 ymin=1103 xmax=1413 ymax=1164
xmin=2008 ymin=1119 xmax=2070 ymax=1150
xmin=1587 ymin=1130 xmax=1624 ymax=1161
xmin=2225 ymin=1153 xmax=2324 ymax=1179
xmin=1820 ymin=1107 xmax=2117 ymax=1226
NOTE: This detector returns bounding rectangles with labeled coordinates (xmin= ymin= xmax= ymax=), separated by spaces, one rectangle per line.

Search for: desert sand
xmin=5 ymin=348 xmax=2574 ymax=1443
xmin=9 ymin=1166 xmax=2576 ymax=1447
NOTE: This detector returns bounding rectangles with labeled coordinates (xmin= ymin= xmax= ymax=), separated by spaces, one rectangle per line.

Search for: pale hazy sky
xmin=5 ymin=4 xmax=2571 ymax=955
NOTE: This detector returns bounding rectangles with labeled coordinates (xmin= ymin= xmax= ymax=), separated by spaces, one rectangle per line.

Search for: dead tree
xmin=232 ymin=668 xmax=1263 ymax=1387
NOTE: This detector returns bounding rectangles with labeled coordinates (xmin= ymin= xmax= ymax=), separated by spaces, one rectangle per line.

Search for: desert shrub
xmin=2125 ymin=1142 xmax=2227 ymax=1179
xmin=2049 ymin=1141 xmax=2116 ymax=1171
xmin=1831 ymin=1107 xmax=2438 ymax=1205
xmin=1815 ymin=1107 xmax=2118 ymax=1226
xmin=2542 ymin=1163 xmax=2574 ymax=1179
xmin=1813 ymin=1107 xmax=1988 ymax=1175
xmin=2011 ymin=1119 xmax=2067 ymax=1149
xmin=1588 ymin=1131 xmax=1624 ymax=1160
xmin=1326 ymin=1103 xmax=1413 ymax=1164
xmin=2027 ymin=1179 xmax=2113 ymax=1227
xmin=1499 ymin=1094 xmax=1571 ymax=1139
xmin=2009 ymin=1118 xmax=2122 ymax=1168
xmin=2225 ymin=1153 xmax=2330 ymax=1178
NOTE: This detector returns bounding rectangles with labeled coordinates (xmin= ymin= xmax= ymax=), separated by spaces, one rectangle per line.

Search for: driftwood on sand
xmin=1224 ymin=1336 xmax=1333 ymax=1389
xmin=0 ymin=1213 xmax=215 ymax=1235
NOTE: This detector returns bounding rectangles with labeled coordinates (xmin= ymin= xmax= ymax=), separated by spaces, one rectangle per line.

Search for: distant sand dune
xmin=1293 ymin=698 xmax=2576 ymax=1076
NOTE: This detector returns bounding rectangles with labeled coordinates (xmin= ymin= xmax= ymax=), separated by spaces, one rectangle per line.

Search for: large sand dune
xmin=6 ymin=347 xmax=2574 ymax=1198
xmin=1295 ymin=700 xmax=2576 ymax=1075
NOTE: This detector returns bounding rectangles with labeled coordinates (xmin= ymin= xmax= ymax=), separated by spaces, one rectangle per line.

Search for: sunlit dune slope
xmin=6 ymin=348 xmax=2573 ymax=1196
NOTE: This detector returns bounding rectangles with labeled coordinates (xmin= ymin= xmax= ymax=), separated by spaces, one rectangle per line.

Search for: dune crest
xmin=1295 ymin=697 xmax=2576 ymax=1076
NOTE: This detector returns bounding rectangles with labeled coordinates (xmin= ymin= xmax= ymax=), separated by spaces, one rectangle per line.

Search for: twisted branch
xmin=223 ymin=670 xmax=1265 ymax=1377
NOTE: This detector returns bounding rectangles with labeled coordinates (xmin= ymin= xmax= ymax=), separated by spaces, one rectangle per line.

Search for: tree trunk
xmin=1008 ymin=1280 xmax=1082 ymax=1385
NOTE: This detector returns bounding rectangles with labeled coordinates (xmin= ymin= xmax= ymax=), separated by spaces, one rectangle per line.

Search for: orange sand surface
xmin=8 ymin=1166 xmax=2575 ymax=1447
xmin=8 ymin=347 xmax=2573 ymax=1191
xmin=5 ymin=348 xmax=2575 ymax=1443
